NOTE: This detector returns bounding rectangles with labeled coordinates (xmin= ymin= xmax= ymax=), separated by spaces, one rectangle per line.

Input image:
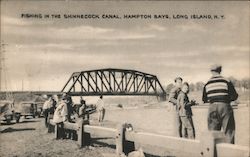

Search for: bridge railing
xmin=47 ymin=119 xmax=249 ymax=157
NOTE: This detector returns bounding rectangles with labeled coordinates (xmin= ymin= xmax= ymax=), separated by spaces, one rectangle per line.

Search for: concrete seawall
xmin=102 ymin=103 xmax=249 ymax=147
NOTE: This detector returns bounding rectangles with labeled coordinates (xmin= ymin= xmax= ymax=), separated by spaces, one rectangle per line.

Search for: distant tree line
xmin=0 ymin=92 xmax=43 ymax=102
xmin=165 ymin=77 xmax=250 ymax=93
xmin=227 ymin=77 xmax=250 ymax=91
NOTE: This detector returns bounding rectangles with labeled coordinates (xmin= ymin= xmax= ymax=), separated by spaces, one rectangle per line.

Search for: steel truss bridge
xmin=61 ymin=68 xmax=166 ymax=100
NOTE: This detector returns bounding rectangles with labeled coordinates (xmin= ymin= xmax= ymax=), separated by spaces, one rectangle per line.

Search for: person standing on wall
xmin=96 ymin=95 xmax=105 ymax=125
xmin=202 ymin=64 xmax=238 ymax=144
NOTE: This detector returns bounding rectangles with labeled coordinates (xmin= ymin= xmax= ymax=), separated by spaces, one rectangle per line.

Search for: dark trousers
xmin=208 ymin=102 xmax=235 ymax=144
xmin=56 ymin=122 xmax=65 ymax=139
xmin=176 ymin=112 xmax=183 ymax=137
xmin=98 ymin=109 xmax=105 ymax=122
xmin=43 ymin=109 xmax=49 ymax=128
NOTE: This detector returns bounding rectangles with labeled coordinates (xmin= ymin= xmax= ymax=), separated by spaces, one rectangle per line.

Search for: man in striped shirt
xmin=202 ymin=64 xmax=238 ymax=144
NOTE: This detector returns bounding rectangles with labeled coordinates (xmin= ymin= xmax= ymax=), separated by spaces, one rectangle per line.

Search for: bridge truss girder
xmin=61 ymin=68 xmax=166 ymax=100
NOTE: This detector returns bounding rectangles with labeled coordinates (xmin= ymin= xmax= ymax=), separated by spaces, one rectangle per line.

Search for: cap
xmin=52 ymin=95 xmax=58 ymax=101
xmin=210 ymin=64 xmax=222 ymax=72
xmin=62 ymin=93 xmax=69 ymax=100
xmin=174 ymin=77 xmax=183 ymax=82
xmin=80 ymin=99 xmax=86 ymax=104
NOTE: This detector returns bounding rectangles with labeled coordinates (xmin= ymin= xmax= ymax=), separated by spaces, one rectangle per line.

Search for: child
xmin=79 ymin=99 xmax=88 ymax=120
xmin=177 ymin=82 xmax=196 ymax=139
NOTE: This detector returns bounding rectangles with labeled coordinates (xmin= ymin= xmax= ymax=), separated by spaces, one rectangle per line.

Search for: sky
xmin=0 ymin=1 xmax=249 ymax=91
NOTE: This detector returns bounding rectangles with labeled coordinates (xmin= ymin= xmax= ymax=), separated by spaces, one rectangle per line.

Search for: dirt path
xmin=0 ymin=118 xmax=115 ymax=157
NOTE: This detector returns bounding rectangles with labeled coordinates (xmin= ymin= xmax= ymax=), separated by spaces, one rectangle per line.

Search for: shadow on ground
xmin=1 ymin=127 xmax=36 ymax=133
xmin=1 ymin=120 xmax=40 ymax=125
xmin=18 ymin=120 xmax=40 ymax=124
xmin=0 ymin=122 xmax=16 ymax=125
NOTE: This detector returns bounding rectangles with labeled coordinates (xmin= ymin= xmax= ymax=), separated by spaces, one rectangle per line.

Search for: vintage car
xmin=15 ymin=101 xmax=37 ymax=119
xmin=0 ymin=100 xmax=15 ymax=124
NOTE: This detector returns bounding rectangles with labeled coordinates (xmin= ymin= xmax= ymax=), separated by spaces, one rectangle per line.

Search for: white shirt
xmin=43 ymin=100 xmax=52 ymax=110
xmin=53 ymin=102 xmax=68 ymax=123
xmin=96 ymin=99 xmax=105 ymax=111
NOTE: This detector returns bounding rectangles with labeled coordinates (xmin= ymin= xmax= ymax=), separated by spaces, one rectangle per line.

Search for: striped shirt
xmin=202 ymin=75 xmax=238 ymax=103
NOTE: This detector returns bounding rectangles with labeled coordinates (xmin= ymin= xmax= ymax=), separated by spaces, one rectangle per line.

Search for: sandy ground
xmin=1 ymin=105 xmax=249 ymax=157
xmin=0 ymin=117 xmax=116 ymax=157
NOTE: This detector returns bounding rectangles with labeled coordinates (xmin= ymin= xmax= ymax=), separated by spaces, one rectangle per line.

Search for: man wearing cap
xmin=202 ymin=64 xmax=238 ymax=144
xmin=43 ymin=96 xmax=53 ymax=128
xmin=168 ymin=77 xmax=184 ymax=137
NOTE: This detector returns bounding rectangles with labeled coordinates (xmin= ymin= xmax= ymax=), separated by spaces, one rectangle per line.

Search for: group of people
xmin=169 ymin=64 xmax=238 ymax=144
xmin=42 ymin=64 xmax=238 ymax=144
xmin=42 ymin=93 xmax=106 ymax=139
xmin=169 ymin=77 xmax=196 ymax=139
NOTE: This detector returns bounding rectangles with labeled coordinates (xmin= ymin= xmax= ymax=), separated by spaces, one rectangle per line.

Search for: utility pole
xmin=0 ymin=41 xmax=6 ymax=91
xmin=22 ymin=79 xmax=24 ymax=91
xmin=0 ymin=42 xmax=2 ymax=91
xmin=0 ymin=41 xmax=13 ymax=100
